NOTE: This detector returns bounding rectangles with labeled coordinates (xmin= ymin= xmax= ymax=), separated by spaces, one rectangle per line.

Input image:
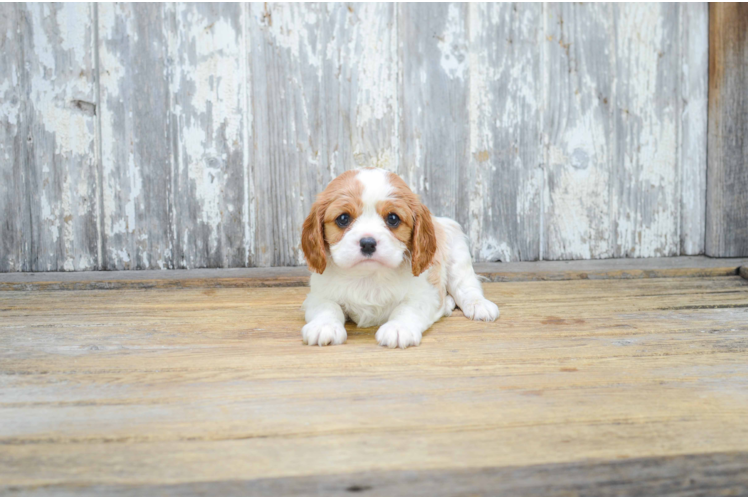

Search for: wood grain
xmin=399 ymin=3 xmax=470 ymax=231
xmin=706 ymin=3 xmax=748 ymax=258
xmin=543 ymin=3 xmax=615 ymax=260
xmin=0 ymin=3 xmax=719 ymax=271
xmin=468 ymin=3 xmax=542 ymax=262
xmin=543 ymin=4 xmax=707 ymax=260
xmin=97 ymin=3 xmax=174 ymax=270
xmin=1 ymin=256 xmax=745 ymax=292
xmin=170 ymin=3 xmax=249 ymax=269
xmin=0 ymin=4 xmax=27 ymax=272
xmin=1 ymin=276 xmax=747 ymax=494
xmin=1 ymin=4 xmax=100 ymax=272
xmin=13 ymin=452 xmax=748 ymax=496
xmin=679 ymin=3 xmax=709 ymax=256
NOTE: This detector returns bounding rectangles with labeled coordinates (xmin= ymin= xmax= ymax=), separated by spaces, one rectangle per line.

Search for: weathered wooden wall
xmin=0 ymin=3 xmax=709 ymax=272
xmin=706 ymin=3 xmax=748 ymax=258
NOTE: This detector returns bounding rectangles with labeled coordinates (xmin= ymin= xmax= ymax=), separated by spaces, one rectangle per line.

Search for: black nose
xmin=360 ymin=237 xmax=377 ymax=256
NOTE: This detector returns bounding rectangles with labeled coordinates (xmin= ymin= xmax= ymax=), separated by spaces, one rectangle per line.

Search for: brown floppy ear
xmin=411 ymin=203 xmax=437 ymax=276
xmin=301 ymin=201 xmax=327 ymax=274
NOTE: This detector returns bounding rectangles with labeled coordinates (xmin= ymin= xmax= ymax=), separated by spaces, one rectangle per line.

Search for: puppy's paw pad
xmin=302 ymin=321 xmax=347 ymax=346
xmin=462 ymin=298 xmax=500 ymax=322
xmin=375 ymin=321 xmax=421 ymax=349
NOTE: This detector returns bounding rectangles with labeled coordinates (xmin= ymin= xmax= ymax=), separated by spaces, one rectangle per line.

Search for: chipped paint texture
xmin=0 ymin=3 xmax=709 ymax=271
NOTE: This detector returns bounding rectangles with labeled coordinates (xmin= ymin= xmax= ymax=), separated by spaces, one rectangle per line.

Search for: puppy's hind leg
xmin=440 ymin=218 xmax=500 ymax=322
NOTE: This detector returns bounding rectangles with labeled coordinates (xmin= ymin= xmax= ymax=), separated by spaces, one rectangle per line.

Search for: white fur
xmin=303 ymin=168 xmax=499 ymax=348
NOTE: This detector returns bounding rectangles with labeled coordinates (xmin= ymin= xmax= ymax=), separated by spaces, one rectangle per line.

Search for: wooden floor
xmin=2 ymin=260 xmax=748 ymax=495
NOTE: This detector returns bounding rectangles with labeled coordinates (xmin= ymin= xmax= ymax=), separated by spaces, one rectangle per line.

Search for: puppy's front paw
xmin=375 ymin=321 xmax=421 ymax=349
xmin=461 ymin=298 xmax=500 ymax=322
xmin=302 ymin=320 xmax=347 ymax=346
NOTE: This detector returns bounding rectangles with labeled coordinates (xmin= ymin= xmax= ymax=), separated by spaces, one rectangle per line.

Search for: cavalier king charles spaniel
xmin=301 ymin=167 xmax=500 ymax=348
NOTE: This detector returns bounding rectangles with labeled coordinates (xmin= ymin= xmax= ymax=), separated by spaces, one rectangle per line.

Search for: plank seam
xmin=1 ymin=260 xmax=744 ymax=291
xmin=93 ymin=3 xmax=105 ymax=271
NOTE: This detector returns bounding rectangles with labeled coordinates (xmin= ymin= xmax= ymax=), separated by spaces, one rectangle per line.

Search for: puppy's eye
xmin=386 ymin=213 xmax=400 ymax=228
xmin=335 ymin=213 xmax=351 ymax=228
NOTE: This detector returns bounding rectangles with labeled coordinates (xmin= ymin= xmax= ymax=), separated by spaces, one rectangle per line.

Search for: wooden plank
xmin=543 ymin=3 xmax=615 ymax=260
xmin=611 ymin=4 xmax=681 ymax=258
xmin=474 ymin=256 xmax=745 ymax=282
xmin=1 ymin=277 xmax=747 ymax=493
xmin=679 ymin=3 xmax=708 ymax=256
xmin=0 ymin=4 xmax=27 ymax=272
xmin=12 ymin=451 xmax=748 ymax=496
xmin=0 ymin=256 xmax=745 ymax=291
xmin=706 ymin=3 xmax=748 ymax=257
xmin=13 ymin=4 xmax=100 ymax=272
xmin=399 ymin=3 xmax=470 ymax=236
xmin=97 ymin=4 xmax=174 ymax=270
xmin=544 ymin=4 xmax=690 ymax=260
xmin=468 ymin=3 xmax=542 ymax=262
xmin=249 ymin=3 xmax=398 ymax=267
xmin=169 ymin=3 xmax=249 ymax=269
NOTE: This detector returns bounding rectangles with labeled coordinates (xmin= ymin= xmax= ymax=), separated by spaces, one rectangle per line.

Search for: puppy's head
xmin=302 ymin=168 xmax=436 ymax=276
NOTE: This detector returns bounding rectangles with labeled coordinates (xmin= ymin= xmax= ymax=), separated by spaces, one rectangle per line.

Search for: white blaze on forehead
xmin=356 ymin=168 xmax=392 ymax=213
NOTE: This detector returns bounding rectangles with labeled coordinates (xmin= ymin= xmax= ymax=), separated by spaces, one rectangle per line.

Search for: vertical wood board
xmin=2 ymin=4 xmax=99 ymax=272
xmin=399 ymin=3 xmax=470 ymax=230
xmin=679 ymin=3 xmax=708 ymax=256
xmin=97 ymin=3 xmax=174 ymax=270
xmin=543 ymin=4 xmax=704 ymax=261
xmin=170 ymin=3 xmax=249 ymax=269
xmin=706 ymin=3 xmax=748 ymax=257
xmin=0 ymin=5 xmax=27 ymax=272
xmin=468 ymin=3 xmax=542 ymax=262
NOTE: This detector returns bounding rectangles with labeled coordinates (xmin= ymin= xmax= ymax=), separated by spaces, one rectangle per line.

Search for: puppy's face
xmin=302 ymin=168 xmax=436 ymax=276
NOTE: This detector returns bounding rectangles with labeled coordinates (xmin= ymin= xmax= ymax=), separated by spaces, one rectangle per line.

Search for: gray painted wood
xmin=611 ymin=4 xmax=681 ymax=259
xmin=1 ymin=256 xmax=745 ymax=292
xmin=543 ymin=3 xmax=616 ymax=260
xmin=1 ymin=4 xmax=99 ymax=272
xmin=468 ymin=3 xmax=542 ymax=262
xmin=97 ymin=3 xmax=174 ymax=270
xmin=0 ymin=3 xmax=715 ymax=271
xmin=399 ymin=3 xmax=470 ymax=232
xmin=544 ymin=4 xmax=707 ymax=261
xmin=250 ymin=3 xmax=398 ymax=267
xmin=170 ymin=3 xmax=249 ymax=269
xmin=0 ymin=4 xmax=27 ymax=272
xmin=679 ymin=3 xmax=708 ymax=256
xmin=706 ymin=4 xmax=748 ymax=258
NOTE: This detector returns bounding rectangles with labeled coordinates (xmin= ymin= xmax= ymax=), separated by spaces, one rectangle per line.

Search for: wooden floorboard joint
xmin=1 ymin=256 xmax=746 ymax=291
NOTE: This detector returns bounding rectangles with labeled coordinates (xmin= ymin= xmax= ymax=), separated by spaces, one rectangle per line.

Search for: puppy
xmin=301 ymin=167 xmax=499 ymax=348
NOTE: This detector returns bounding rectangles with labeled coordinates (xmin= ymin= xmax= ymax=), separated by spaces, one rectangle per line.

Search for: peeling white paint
xmin=438 ymin=4 xmax=467 ymax=81
xmin=1 ymin=3 xmax=710 ymax=272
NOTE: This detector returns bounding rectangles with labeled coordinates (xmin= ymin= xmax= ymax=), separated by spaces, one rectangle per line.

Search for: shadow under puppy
xmin=301 ymin=167 xmax=500 ymax=348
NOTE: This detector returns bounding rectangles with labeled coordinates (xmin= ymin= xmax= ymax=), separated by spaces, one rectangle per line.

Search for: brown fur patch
xmin=301 ymin=170 xmax=363 ymax=273
xmin=385 ymin=172 xmax=437 ymax=276
xmin=427 ymin=221 xmax=447 ymax=304
xmin=376 ymin=198 xmax=414 ymax=245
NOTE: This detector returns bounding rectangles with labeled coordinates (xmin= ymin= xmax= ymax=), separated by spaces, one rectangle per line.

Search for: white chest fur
xmin=309 ymin=262 xmax=438 ymax=328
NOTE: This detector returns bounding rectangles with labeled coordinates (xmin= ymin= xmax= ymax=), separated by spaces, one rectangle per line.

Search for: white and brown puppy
xmin=301 ymin=167 xmax=499 ymax=348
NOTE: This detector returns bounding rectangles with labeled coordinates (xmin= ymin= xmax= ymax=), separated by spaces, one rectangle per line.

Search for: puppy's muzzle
xmin=360 ymin=237 xmax=377 ymax=256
